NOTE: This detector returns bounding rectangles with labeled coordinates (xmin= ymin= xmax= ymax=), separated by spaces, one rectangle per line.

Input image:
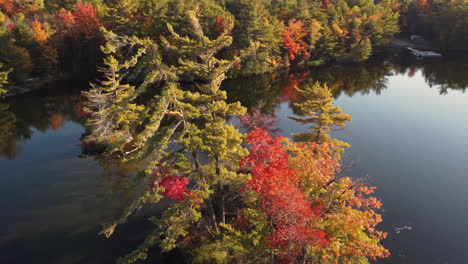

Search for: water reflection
xmin=225 ymin=61 xmax=394 ymax=113
xmin=0 ymin=87 xmax=86 ymax=159
xmin=226 ymin=58 xmax=468 ymax=115
xmin=1 ymin=58 xmax=468 ymax=263
xmin=392 ymin=57 xmax=468 ymax=94
xmin=0 ymin=102 xmax=27 ymax=159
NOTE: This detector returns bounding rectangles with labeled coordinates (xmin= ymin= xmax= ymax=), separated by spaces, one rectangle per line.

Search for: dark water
xmin=0 ymin=58 xmax=467 ymax=263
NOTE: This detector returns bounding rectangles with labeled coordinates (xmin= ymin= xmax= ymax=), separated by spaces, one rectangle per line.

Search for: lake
xmin=1 ymin=57 xmax=467 ymax=264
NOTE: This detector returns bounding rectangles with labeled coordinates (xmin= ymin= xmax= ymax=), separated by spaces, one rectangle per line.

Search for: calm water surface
xmin=1 ymin=58 xmax=467 ymax=263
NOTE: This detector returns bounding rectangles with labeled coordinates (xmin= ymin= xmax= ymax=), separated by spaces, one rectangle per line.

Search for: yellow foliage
xmin=31 ymin=19 xmax=48 ymax=44
xmin=332 ymin=23 xmax=344 ymax=35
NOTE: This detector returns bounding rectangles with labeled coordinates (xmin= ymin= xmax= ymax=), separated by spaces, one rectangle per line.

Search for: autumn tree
xmin=31 ymin=19 xmax=58 ymax=71
xmin=288 ymin=81 xmax=352 ymax=156
xmin=55 ymin=2 xmax=103 ymax=77
xmin=241 ymin=128 xmax=329 ymax=262
xmin=287 ymin=141 xmax=390 ymax=263
xmin=282 ymin=19 xmax=310 ymax=62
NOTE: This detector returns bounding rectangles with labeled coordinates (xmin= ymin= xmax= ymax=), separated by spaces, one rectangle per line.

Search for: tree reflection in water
xmin=1 ymin=58 xmax=467 ymax=159
xmin=227 ymin=58 xmax=468 ymax=121
xmin=0 ymin=87 xmax=87 ymax=159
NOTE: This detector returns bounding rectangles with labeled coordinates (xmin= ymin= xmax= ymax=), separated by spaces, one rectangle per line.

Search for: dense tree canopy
xmin=5 ymin=1 xmax=467 ymax=263
xmin=0 ymin=0 xmax=406 ymax=86
xmin=77 ymin=9 xmax=390 ymax=264
xmin=399 ymin=0 xmax=468 ymax=51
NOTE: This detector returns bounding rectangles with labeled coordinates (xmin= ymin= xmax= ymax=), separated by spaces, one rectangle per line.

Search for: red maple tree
xmin=241 ymin=128 xmax=328 ymax=261
xmin=55 ymin=3 xmax=102 ymax=40
xmin=282 ymin=19 xmax=310 ymax=61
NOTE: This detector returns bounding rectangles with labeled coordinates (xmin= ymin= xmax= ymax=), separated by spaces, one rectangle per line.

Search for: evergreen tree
xmin=227 ymin=0 xmax=283 ymax=76
xmin=98 ymin=11 xmax=258 ymax=263
xmin=82 ymin=27 xmax=172 ymax=153
xmin=350 ymin=37 xmax=372 ymax=62
xmin=105 ymin=0 xmax=139 ymax=35
xmin=313 ymin=27 xmax=339 ymax=60
xmin=0 ymin=63 xmax=11 ymax=96
xmin=289 ymin=81 xmax=352 ymax=155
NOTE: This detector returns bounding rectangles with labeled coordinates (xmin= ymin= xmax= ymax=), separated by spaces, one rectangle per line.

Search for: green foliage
xmin=350 ymin=38 xmax=372 ymax=62
xmin=91 ymin=11 xmax=259 ymax=264
xmin=193 ymin=220 xmax=269 ymax=264
xmin=0 ymin=63 xmax=11 ymax=96
xmin=0 ymin=0 xmax=404 ymax=85
xmin=105 ymin=0 xmax=139 ymax=35
xmin=227 ymin=0 xmax=283 ymax=76
xmin=399 ymin=0 xmax=468 ymax=51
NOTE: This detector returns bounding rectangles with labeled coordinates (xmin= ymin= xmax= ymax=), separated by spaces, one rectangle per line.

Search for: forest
xmin=0 ymin=0 xmax=466 ymax=88
xmin=1 ymin=1 xmax=467 ymax=264
xmin=0 ymin=0 xmax=410 ymax=87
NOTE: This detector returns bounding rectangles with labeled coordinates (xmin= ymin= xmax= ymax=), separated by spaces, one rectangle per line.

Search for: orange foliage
xmin=56 ymin=3 xmax=102 ymax=40
xmin=31 ymin=19 xmax=48 ymax=44
xmin=288 ymin=142 xmax=390 ymax=262
xmin=241 ymin=128 xmax=329 ymax=261
xmin=282 ymin=19 xmax=310 ymax=61
xmin=31 ymin=19 xmax=58 ymax=64
xmin=215 ymin=15 xmax=225 ymax=35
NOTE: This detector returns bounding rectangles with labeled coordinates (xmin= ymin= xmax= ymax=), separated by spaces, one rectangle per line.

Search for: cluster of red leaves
xmin=149 ymin=164 xmax=197 ymax=203
xmin=55 ymin=3 xmax=102 ymax=40
xmin=215 ymin=15 xmax=225 ymax=35
xmin=0 ymin=0 xmax=14 ymax=15
xmin=241 ymin=128 xmax=328 ymax=262
xmin=282 ymin=19 xmax=310 ymax=61
xmin=158 ymin=175 xmax=189 ymax=202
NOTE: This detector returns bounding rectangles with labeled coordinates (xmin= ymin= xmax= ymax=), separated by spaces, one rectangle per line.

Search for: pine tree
xmin=82 ymin=28 xmax=170 ymax=153
xmin=288 ymin=81 xmax=352 ymax=155
xmin=313 ymin=27 xmax=340 ymax=61
xmin=98 ymin=11 xmax=258 ymax=263
xmin=227 ymin=0 xmax=283 ymax=76
xmin=105 ymin=0 xmax=140 ymax=35
xmin=0 ymin=63 xmax=11 ymax=97
xmin=350 ymin=37 xmax=372 ymax=62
